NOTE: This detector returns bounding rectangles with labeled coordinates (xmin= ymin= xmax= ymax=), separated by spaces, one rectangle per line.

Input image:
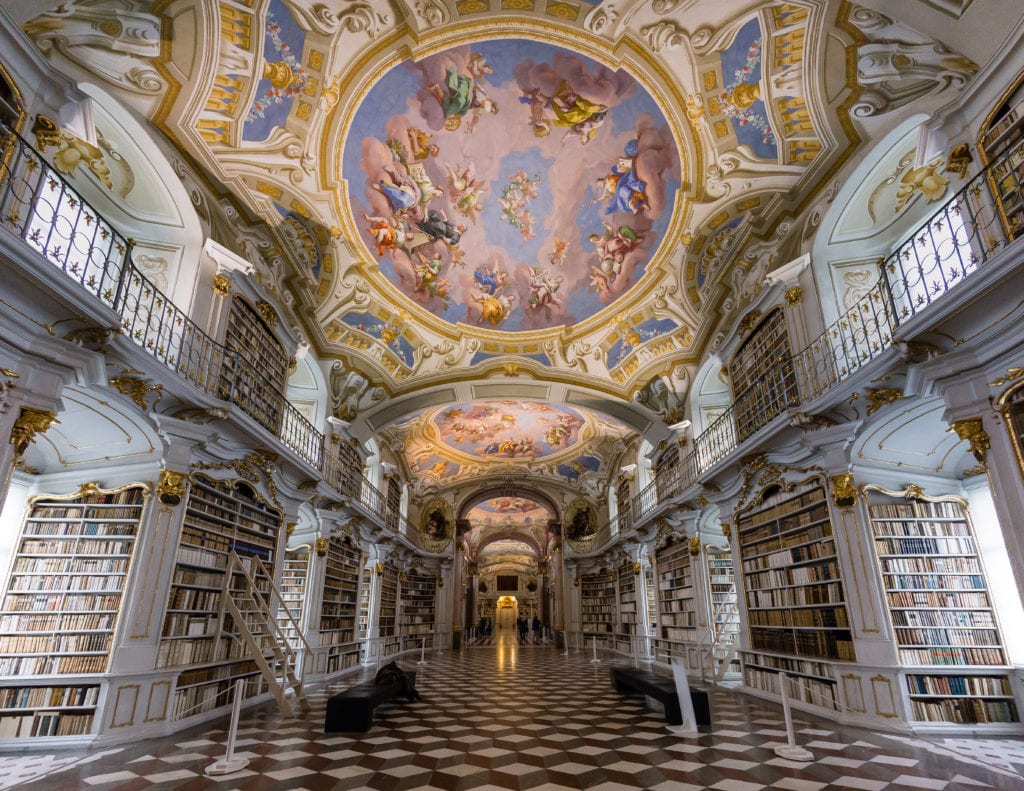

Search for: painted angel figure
xmin=473 ymin=291 xmax=516 ymax=326
xmin=526 ymin=266 xmax=564 ymax=311
xmin=445 ymin=161 xmax=488 ymax=222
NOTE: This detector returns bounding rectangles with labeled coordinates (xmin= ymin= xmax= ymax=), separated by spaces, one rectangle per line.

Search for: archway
xmin=497 ymin=596 xmax=518 ymax=630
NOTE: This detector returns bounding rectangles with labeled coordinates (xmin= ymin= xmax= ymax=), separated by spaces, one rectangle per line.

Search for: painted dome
xmin=344 ymin=38 xmax=680 ymax=332
xmin=432 ymin=401 xmax=586 ymax=459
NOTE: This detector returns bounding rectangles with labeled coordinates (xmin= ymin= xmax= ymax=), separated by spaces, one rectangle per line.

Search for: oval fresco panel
xmin=433 ymin=401 xmax=585 ymax=458
xmin=345 ymin=38 xmax=680 ymax=331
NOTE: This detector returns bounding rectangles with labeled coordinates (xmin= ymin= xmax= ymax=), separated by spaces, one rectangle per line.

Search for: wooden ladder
xmin=222 ymin=551 xmax=313 ymax=717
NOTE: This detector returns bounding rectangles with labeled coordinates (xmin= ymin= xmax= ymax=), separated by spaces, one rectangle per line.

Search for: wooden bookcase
xmin=618 ymin=564 xmax=637 ymax=636
xmin=707 ymin=544 xmax=740 ymax=674
xmin=219 ymin=295 xmax=289 ymax=433
xmin=357 ymin=566 xmax=372 ymax=640
xmin=655 ymin=539 xmax=696 ymax=644
xmin=320 ymin=537 xmax=362 ymax=674
xmin=982 ymin=77 xmax=1024 ymax=237
xmin=865 ymin=486 xmax=1019 ymax=726
xmin=580 ymin=571 xmax=616 ymax=634
xmin=378 ymin=565 xmax=399 ymax=638
xmin=0 ymin=483 xmax=147 ymax=739
xmin=159 ymin=475 xmax=281 ymax=720
xmin=730 ymin=308 xmax=798 ymax=441
xmin=738 ymin=482 xmax=852 ymax=710
xmin=277 ymin=545 xmax=309 ymax=652
xmin=400 ymin=573 xmax=436 ymax=638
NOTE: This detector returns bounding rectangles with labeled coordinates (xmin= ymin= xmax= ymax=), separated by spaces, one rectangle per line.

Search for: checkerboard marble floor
xmin=3 ymin=632 xmax=1024 ymax=790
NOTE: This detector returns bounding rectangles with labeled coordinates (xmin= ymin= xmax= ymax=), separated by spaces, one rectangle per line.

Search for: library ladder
xmin=223 ymin=552 xmax=312 ymax=717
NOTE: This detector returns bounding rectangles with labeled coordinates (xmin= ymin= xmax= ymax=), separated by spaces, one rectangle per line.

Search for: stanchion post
xmin=205 ymin=680 xmax=249 ymax=776
xmin=590 ymin=635 xmax=601 ymax=663
xmin=417 ymin=637 xmax=428 ymax=665
xmin=774 ymin=672 xmax=814 ymax=762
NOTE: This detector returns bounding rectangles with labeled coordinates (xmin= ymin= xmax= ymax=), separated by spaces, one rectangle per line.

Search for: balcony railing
xmin=0 ymin=124 xmax=325 ymax=471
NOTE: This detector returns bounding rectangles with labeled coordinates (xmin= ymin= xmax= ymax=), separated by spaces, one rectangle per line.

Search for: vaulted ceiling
xmin=9 ymin=0 xmax=987 ymax=547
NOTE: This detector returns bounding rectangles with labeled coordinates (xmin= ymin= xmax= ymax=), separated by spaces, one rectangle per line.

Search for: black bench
xmin=610 ymin=667 xmax=710 ymax=726
xmin=324 ymin=671 xmax=417 ymax=732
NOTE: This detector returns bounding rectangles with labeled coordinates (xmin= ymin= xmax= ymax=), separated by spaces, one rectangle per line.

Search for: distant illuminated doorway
xmin=497 ymin=595 xmax=518 ymax=629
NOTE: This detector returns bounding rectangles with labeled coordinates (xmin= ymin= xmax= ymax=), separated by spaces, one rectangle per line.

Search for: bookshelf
xmin=378 ymin=565 xmax=399 ymax=638
xmin=643 ymin=565 xmax=657 ymax=637
xmin=357 ymin=566 xmax=372 ymax=641
xmin=159 ymin=475 xmax=282 ymax=720
xmin=982 ymin=79 xmax=1024 ymax=236
xmin=707 ymin=544 xmax=740 ymax=674
xmin=865 ymin=485 xmax=1019 ymax=726
xmin=730 ymin=308 xmax=798 ymax=441
xmin=580 ymin=571 xmax=616 ymax=634
xmin=0 ymin=482 xmax=147 ymax=740
xmin=737 ymin=482 xmax=851 ymax=711
xmin=277 ymin=545 xmax=309 ymax=653
xmin=655 ymin=539 xmax=696 ymax=644
xmin=618 ymin=564 xmax=637 ymax=636
xmin=219 ymin=295 xmax=289 ymax=433
xmin=321 ymin=537 xmax=362 ymax=673
xmin=400 ymin=573 xmax=436 ymax=639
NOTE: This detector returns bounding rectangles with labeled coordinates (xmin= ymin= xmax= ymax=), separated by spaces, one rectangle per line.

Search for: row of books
xmin=748 ymin=605 xmax=848 ymax=628
xmin=12 ymin=557 xmax=128 ymax=575
xmin=23 ymin=522 xmax=136 ymax=537
xmin=8 ymin=574 xmax=117 ymax=592
xmin=906 ymin=674 xmax=1011 ymax=696
xmin=909 ymin=697 xmax=1019 ymax=723
xmin=869 ymin=501 xmax=964 ymax=519
xmin=177 ymin=660 xmax=259 ymax=688
xmin=751 ymin=627 xmax=856 ymax=661
xmin=2 ymin=593 xmax=120 ymax=612
xmin=882 ymin=573 xmax=984 ymax=590
xmin=898 ymin=646 xmax=1006 ymax=665
xmin=163 ymin=613 xmax=219 ymax=637
xmin=870 ymin=521 xmax=971 ymax=537
xmin=888 ymin=590 xmax=991 ymax=608
xmin=880 ymin=556 xmax=982 ymax=573
xmin=0 ymin=711 xmax=94 ymax=738
xmin=743 ymin=537 xmax=835 ymax=571
xmin=874 ymin=537 xmax=977 ymax=556
xmin=741 ymin=650 xmax=836 ymax=679
xmin=19 ymin=537 xmax=134 ymax=555
xmin=740 ymin=522 xmax=833 ymax=561
xmin=167 ymin=586 xmax=221 ymax=612
xmin=746 ymin=580 xmax=844 ymax=608
xmin=746 ymin=561 xmax=840 ymax=589
xmin=894 ymin=627 xmax=1001 ymax=647
xmin=0 ymin=685 xmax=99 ymax=710
xmin=892 ymin=610 xmax=995 ymax=628
xmin=740 ymin=489 xmax=825 ymax=527
xmin=744 ymin=667 xmax=840 ymax=710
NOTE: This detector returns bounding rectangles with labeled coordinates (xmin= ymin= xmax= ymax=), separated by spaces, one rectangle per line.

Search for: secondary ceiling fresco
xmin=346 ymin=38 xmax=679 ymax=331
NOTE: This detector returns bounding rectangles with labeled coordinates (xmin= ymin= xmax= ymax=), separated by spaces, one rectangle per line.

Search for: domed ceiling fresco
xmin=432 ymin=401 xmax=585 ymax=458
xmin=344 ymin=38 xmax=680 ymax=332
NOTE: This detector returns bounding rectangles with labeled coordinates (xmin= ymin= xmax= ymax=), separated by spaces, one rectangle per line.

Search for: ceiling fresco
xmin=345 ymin=38 xmax=680 ymax=331
xmin=433 ymin=401 xmax=586 ymax=458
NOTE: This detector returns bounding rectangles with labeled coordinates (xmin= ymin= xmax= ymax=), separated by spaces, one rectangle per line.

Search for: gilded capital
xmin=721 ymin=523 xmax=731 ymax=541
xmin=10 ymin=406 xmax=59 ymax=456
xmin=785 ymin=286 xmax=803 ymax=305
xmin=688 ymin=536 xmax=701 ymax=556
xmin=286 ymin=522 xmax=296 ymax=537
xmin=829 ymin=472 xmax=857 ymax=508
xmin=316 ymin=537 xmax=329 ymax=557
xmin=212 ymin=273 xmax=230 ymax=296
xmin=950 ymin=417 xmax=990 ymax=464
xmin=632 ymin=561 xmax=641 ymax=575
xmin=157 ymin=469 xmax=187 ymax=505
xmin=375 ymin=562 xmax=384 ymax=575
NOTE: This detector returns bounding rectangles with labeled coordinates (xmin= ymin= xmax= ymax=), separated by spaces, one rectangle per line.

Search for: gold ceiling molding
xmin=10 ymin=406 xmax=59 ymax=457
xmin=948 ymin=417 xmax=990 ymax=465
xmin=108 ymin=369 xmax=164 ymax=412
xmin=864 ymin=387 xmax=904 ymax=416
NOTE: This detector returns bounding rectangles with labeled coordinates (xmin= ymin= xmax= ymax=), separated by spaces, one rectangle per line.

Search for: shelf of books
xmin=580 ymin=571 xmax=616 ymax=634
xmin=618 ymin=564 xmax=637 ymax=636
xmin=0 ymin=482 xmax=148 ymax=740
xmin=740 ymin=651 xmax=840 ymax=710
xmin=357 ymin=566 xmax=372 ymax=642
xmin=400 ymin=574 xmax=436 ymax=644
xmin=866 ymin=486 xmax=1020 ymax=727
xmin=277 ymin=545 xmax=309 ymax=652
xmin=738 ymin=483 xmax=853 ymax=710
xmin=377 ymin=566 xmax=399 ymax=657
xmin=321 ymin=538 xmax=362 ymax=674
xmin=656 ymin=539 xmax=696 ymax=644
xmin=644 ymin=565 xmax=657 ymax=637
xmin=159 ymin=475 xmax=281 ymax=720
xmin=707 ymin=545 xmax=740 ymax=675
xmin=983 ymin=83 xmax=1024 ymax=237
xmin=219 ymin=295 xmax=289 ymax=433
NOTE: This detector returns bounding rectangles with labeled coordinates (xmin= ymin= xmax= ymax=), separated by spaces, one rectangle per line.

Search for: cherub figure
xmin=364 ymin=213 xmax=408 ymax=257
xmin=473 ymin=291 xmax=517 ymax=326
xmin=445 ymin=161 xmax=488 ymax=222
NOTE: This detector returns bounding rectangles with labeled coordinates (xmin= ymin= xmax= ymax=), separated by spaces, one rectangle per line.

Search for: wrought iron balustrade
xmin=0 ymin=123 xmax=324 ymax=471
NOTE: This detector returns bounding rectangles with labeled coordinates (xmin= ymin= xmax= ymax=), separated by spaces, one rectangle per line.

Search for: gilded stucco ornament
xmin=109 ymin=370 xmax=163 ymax=411
xmin=829 ymin=473 xmax=857 ymax=508
xmin=946 ymin=144 xmax=971 ymax=178
xmin=157 ymin=469 xmax=187 ymax=505
xmin=949 ymin=418 xmax=990 ymax=464
xmin=212 ymin=274 xmax=231 ymax=297
xmin=632 ymin=561 xmax=641 ymax=575
xmin=375 ymin=561 xmax=384 ymax=575
xmin=721 ymin=523 xmax=731 ymax=541
xmin=316 ymin=537 xmax=329 ymax=557
xmin=785 ymin=287 xmax=803 ymax=305
xmin=865 ymin=387 xmax=903 ymax=415
xmin=255 ymin=300 xmax=278 ymax=329
xmin=688 ymin=536 xmax=701 ymax=555
xmin=10 ymin=406 xmax=59 ymax=456
xmin=738 ymin=310 xmax=762 ymax=336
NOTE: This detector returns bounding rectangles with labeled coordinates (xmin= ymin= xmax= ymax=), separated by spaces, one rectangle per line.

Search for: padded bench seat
xmin=325 ymin=670 xmax=417 ymax=732
xmin=610 ymin=666 xmax=710 ymax=726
